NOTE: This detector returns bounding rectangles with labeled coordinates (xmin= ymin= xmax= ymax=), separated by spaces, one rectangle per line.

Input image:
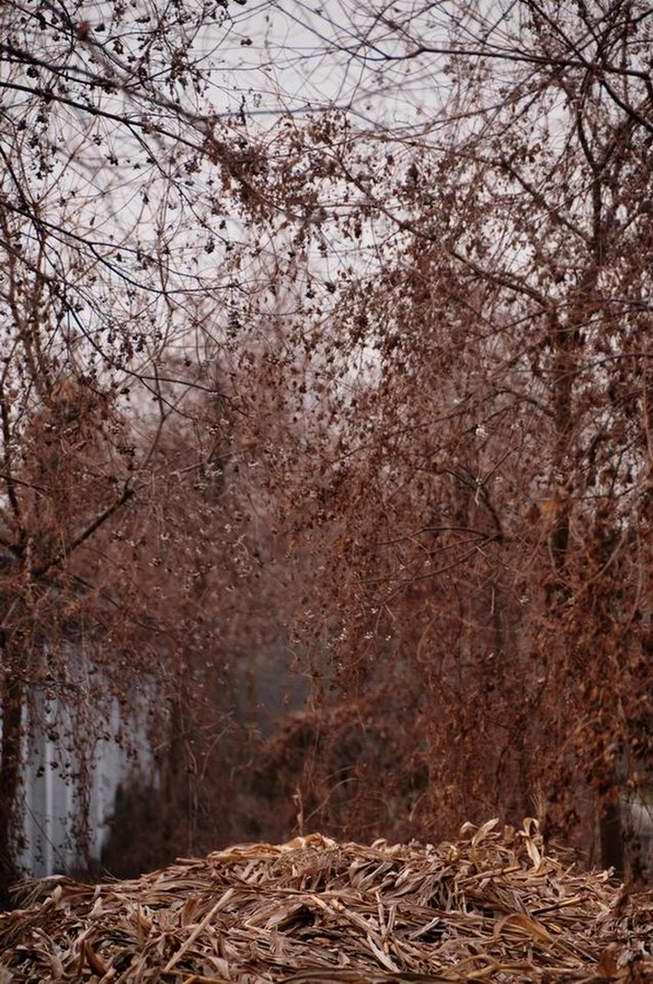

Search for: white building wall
xmin=12 ymin=686 xmax=153 ymax=878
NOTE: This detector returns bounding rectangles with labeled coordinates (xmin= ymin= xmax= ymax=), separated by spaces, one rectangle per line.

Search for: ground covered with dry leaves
xmin=1 ymin=819 xmax=652 ymax=982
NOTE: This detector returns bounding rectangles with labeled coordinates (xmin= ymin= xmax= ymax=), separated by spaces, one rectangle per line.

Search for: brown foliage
xmin=3 ymin=820 xmax=653 ymax=983
xmin=2 ymin=0 xmax=653 ymax=905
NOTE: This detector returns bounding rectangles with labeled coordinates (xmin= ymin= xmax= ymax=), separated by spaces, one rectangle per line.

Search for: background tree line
xmin=1 ymin=0 xmax=652 ymax=905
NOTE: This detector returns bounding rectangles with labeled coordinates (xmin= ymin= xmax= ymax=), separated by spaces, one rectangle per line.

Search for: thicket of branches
xmin=1 ymin=0 xmax=652 ymax=904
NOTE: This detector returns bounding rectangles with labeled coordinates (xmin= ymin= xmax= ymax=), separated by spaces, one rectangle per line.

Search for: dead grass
xmin=1 ymin=818 xmax=651 ymax=982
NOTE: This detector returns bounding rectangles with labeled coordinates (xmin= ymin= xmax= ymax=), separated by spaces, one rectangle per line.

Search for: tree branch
xmin=30 ymin=483 xmax=135 ymax=579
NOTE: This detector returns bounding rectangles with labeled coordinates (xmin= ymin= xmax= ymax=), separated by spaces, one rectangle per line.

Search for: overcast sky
xmin=203 ymin=0 xmax=454 ymax=131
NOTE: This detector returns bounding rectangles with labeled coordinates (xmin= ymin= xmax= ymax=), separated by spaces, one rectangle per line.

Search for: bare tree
xmin=0 ymin=0 xmax=289 ymax=901
xmin=3 ymin=0 xmax=653 ymax=901
xmin=246 ymin=0 xmax=653 ymax=873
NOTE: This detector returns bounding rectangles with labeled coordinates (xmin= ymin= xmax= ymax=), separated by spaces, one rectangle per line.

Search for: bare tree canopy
xmin=1 ymin=0 xmax=653 ymax=905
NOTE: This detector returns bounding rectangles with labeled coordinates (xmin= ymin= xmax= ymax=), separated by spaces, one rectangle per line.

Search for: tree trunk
xmin=599 ymin=793 xmax=624 ymax=879
xmin=0 ymin=668 xmax=24 ymax=909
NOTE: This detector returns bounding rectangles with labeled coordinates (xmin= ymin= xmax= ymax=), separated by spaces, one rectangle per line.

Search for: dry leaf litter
xmin=1 ymin=818 xmax=652 ymax=982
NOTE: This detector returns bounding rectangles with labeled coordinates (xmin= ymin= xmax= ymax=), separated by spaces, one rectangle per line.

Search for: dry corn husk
xmin=1 ymin=818 xmax=651 ymax=982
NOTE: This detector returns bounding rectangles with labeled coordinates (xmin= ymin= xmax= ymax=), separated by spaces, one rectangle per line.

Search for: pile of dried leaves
xmin=1 ymin=819 xmax=652 ymax=982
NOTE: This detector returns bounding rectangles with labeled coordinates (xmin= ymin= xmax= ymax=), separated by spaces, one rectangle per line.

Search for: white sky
xmin=202 ymin=0 xmax=455 ymax=130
